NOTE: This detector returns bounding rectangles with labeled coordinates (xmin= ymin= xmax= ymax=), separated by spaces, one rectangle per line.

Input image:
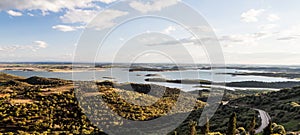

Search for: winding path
xmin=254 ymin=108 xmax=271 ymax=134
xmin=227 ymin=104 xmax=271 ymax=134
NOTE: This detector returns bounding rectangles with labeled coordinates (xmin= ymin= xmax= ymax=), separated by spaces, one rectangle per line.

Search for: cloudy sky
xmin=0 ymin=0 xmax=300 ymax=65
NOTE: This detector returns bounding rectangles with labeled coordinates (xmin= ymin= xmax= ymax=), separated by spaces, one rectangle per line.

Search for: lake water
xmin=1 ymin=68 xmax=297 ymax=91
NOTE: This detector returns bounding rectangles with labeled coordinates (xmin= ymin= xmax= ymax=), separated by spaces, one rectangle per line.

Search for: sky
xmin=0 ymin=0 xmax=300 ymax=65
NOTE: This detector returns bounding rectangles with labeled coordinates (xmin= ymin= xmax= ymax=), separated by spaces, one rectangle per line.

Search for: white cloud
xmin=0 ymin=41 xmax=48 ymax=53
xmin=52 ymin=25 xmax=84 ymax=32
xmin=0 ymin=0 xmax=89 ymax=13
xmin=241 ymin=9 xmax=265 ymax=23
xmin=60 ymin=9 xmax=99 ymax=24
xmin=60 ymin=53 xmax=74 ymax=59
xmin=0 ymin=0 xmax=125 ymax=31
xmin=52 ymin=25 xmax=76 ymax=32
xmin=0 ymin=45 xmax=18 ymax=53
xmin=87 ymin=9 xmax=128 ymax=30
xmin=163 ymin=26 xmax=176 ymax=34
xmin=98 ymin=0 xmax=117 ymax=4
xmin=58 ymin=4 xmax=128 ymax=31
xmin=145 ymin=36 xmax=217 ymax=46
xmin=27 ymin=13 xmax=34 ymax=16
xmin=276 ymin=25 xmax=300 ymax=41
xmin=6 ymin=10 xmax=22 ymax=16
xmin=221 ymin=24 xmax=300 ymax=45
xmin=221 ymin=34 xmax=255 ymax=45
xmin=189 ymin=26 xmax=216 ymax=33
xmin=129 ymin=0 xmax=178 ymax=13
xmin=219 ymin=31 xmax=274 ymax=47
xmin=267 ymin=14 xmax=280 ymax=22
xmin=221 ymin=23 xmax=300 ymax=47
xmin=60 ymin=9 xmax=127 ymax=31
xmin=0 ymin=0 xmax=117 ymax=16
xmin=277 ymin=37 xmax=298 ymax=41
xmin=224 ymin=52 xmax=300 ymax=65
xmin=34 ymin=41 xmax=48 ymax=48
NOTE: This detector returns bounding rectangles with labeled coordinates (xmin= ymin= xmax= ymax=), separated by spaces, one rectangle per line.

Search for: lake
xmin=1 ymin=68 xmax=298 ymax=91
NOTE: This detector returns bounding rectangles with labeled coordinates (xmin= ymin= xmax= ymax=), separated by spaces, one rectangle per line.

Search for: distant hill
xmin=22 ymin=76 xmax=69 ymax=86
xmin=0 ymin=73 xmax=24 ymax=82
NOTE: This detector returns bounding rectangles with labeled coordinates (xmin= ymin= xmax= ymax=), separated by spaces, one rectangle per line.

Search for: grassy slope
xmin=229 ymin=87 xmax=300 ymax=131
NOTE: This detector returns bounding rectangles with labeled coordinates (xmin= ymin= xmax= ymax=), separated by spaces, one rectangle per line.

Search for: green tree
xmin=249 ymin=116 xmax=256 ymax=135
xmin=227 ymin=112 xmax=237 ymax=135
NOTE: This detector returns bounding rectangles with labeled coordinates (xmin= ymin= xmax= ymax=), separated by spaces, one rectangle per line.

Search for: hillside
xmin=229 ymin=87 xmax=300 ymax=131
xmin=0 ymin=73 xmax=205 ymax=134
xmin=0 ymin=73 xmax=299 ymax=134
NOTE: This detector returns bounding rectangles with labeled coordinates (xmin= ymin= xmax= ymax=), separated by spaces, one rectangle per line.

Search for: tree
xmin=249 ymin=116 xmax=256 ymax=135
xmin=189 ymin=120 xmax=197 ymax=135
xmin=273 ymin=124 xmax=286 ymax=135
xmin=263 ymin=120 xmax=272 ymax=135
xmin=227 ymin=112 xmax=237 ymax=135
xmin=237 ymin=127 xmax=247 ymax=135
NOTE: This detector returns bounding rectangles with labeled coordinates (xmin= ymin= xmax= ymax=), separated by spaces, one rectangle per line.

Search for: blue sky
xmin=0 ymin=0 xmax=300 ymax=65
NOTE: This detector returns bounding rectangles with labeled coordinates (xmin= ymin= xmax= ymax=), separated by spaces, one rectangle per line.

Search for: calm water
xmin=1 ymin=68 xmax=297 ymax=91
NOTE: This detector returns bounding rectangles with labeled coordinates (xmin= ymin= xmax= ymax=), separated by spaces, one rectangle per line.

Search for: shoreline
xmin=2 ymin=64 xmax=300 ymax=90
xmin=145 ymin=78 xmax=300 ymax=89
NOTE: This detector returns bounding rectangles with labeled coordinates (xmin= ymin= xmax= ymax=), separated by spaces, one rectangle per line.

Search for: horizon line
xmin=0 ymin=61 xmax=300 ymax=66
